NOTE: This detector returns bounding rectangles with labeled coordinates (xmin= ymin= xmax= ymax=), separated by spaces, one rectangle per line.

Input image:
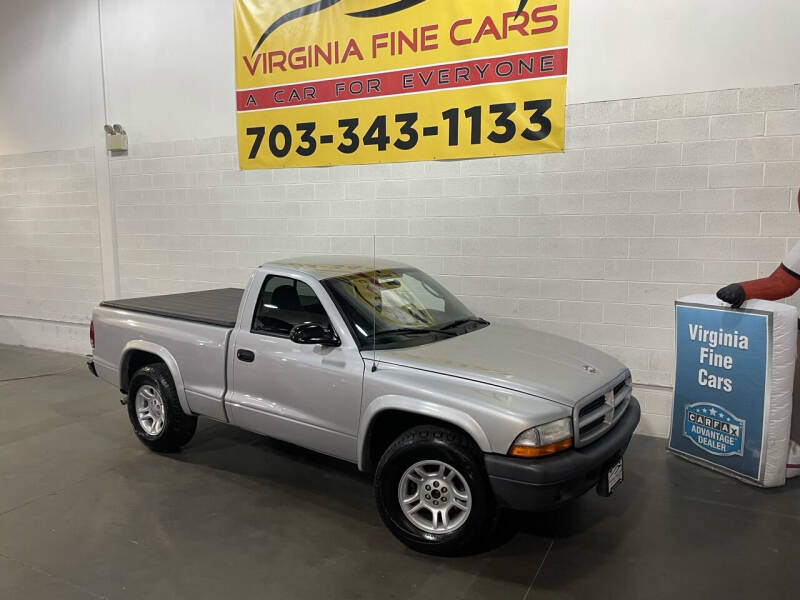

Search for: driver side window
xmin=252 ymin=275 xmax=331 ymax=337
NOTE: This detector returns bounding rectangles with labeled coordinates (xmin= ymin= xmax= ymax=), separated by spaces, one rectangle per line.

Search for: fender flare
xmin=357 ymin=395 xmax=492 ymax=471
xmin=119 ymin=340 xmax=192 ymax=415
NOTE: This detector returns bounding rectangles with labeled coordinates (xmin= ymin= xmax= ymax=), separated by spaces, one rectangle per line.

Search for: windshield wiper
xmin=373 ymin=318 xmax=489 ymax=339
xmin=440 ymin=317 xmax=490 ymax=330
xmin=373 ymin=327 xmax=457 ymax=338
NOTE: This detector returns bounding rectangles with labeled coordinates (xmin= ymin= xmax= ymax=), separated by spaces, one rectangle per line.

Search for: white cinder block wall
xmin=104 ymin=84 xmax=799 ymax=437
xmin=3 ymin=0 xmax=800 ymax=438
xmin=2 ymin=84 xmax=799 ymax=437
xmin=0 ymin=148 xmax=102 ymax=353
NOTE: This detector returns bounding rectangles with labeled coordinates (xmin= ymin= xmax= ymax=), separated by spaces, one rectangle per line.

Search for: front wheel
xmin=127 ymin=364 xmax=197 ymax=452
xmin=374 ymin=425 xmax=496 ymax=555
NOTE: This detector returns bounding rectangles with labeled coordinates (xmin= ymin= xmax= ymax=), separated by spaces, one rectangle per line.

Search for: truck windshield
xmin=323 ymin=268 xmax=488 ymax=349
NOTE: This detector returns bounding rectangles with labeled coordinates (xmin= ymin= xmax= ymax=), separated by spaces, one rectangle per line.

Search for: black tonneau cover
xmin=100 ymin=288 xmax=244 ymax=328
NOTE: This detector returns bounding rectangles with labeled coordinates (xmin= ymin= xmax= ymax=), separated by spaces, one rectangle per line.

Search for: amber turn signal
xmin=509 ymin=437 xmax=573 ymax=457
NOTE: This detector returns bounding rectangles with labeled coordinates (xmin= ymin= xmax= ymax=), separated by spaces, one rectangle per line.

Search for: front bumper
xmin=485 ymin=396 xmax=641 ymax=511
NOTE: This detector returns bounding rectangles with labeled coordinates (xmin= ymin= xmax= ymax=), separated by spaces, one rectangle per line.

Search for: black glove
xmin=716 ymin=283 xmax=745 ymax=308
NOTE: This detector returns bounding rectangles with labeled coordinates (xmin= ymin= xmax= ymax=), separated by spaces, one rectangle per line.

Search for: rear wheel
xmin=127 ymin=364 xmax=197 ymax=452
xmin=374 ymin=425 xmax=496 ymax=555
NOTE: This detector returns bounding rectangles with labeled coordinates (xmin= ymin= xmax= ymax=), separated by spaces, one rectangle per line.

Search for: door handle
xmin=237 ymin=349 xmax=255 ymax=363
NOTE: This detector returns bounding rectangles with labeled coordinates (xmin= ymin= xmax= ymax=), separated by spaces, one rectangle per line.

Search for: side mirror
xmin=289 ymin=323 xmax=340 ymax=347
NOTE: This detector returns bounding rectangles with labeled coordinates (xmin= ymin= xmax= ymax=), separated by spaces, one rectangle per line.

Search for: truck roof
xmin=262 ymin=255 xmax=412 ymax=280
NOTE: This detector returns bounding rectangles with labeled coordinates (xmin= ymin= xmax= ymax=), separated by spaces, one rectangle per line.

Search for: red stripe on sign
xmin=236 ymin=47 xmax=567 ymax=112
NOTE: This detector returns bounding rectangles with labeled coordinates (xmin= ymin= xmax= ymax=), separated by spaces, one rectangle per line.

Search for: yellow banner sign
xmin=234 ymin=0 xmax=569 ymax=169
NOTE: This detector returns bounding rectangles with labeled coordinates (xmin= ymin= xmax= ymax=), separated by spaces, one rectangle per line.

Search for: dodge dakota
xmin=89 ymin=256 xmax=640 ymax=554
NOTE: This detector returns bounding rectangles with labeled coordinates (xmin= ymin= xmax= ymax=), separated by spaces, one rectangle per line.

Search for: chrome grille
xmin=573 ymin=371 xmax=632 ymax=448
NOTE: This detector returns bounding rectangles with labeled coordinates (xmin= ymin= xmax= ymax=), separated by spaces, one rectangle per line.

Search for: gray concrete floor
xmin=0 ymin=344 xmax=798 ymax=600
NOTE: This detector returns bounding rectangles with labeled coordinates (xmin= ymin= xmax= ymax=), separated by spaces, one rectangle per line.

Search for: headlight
xmin=509 ymin=417 xmax=573 ymax=457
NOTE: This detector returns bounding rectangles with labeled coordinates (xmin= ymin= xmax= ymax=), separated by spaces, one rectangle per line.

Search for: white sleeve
xmin=781 ymin=242 xmax=800 ymax=276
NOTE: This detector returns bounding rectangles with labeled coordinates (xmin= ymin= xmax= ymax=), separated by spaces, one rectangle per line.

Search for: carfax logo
xmin=683 ymin=402 xmax=745 ymax=456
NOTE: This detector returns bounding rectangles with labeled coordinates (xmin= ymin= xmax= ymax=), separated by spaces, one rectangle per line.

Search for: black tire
xmin=127 ymin=364 xmax=197 ymax=452
xmin=374 ymin=425 xmax=496 ymax=556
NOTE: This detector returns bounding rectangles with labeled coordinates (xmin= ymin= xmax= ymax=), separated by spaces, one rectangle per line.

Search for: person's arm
xmin=717 ymin=243 xmax=800 ymax=307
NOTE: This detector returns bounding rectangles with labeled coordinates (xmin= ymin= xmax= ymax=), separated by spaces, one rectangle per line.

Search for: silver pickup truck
xmin=89 ymin=256 xmax=640 ymax=555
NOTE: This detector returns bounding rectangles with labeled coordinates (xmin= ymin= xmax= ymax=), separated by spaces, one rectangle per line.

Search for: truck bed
xmin=100 ymin=288 xmax=244 ymax=328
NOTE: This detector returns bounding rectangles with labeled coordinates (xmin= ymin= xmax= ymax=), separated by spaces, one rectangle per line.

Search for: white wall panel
xmin=100 ymin=0 xmax=236 ymax=145
xmin=0 ymin=0 xmax=95 ymax=154
xmin=568 ymin=0 xmax=800 ymax=104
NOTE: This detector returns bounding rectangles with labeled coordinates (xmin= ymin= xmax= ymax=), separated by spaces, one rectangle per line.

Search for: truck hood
xmin=370 ymin=323 xmax=627 ymax=407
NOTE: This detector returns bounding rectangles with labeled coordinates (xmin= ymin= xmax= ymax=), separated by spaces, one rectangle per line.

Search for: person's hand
xmin=716 ymin=283 xmax=745 ymax=308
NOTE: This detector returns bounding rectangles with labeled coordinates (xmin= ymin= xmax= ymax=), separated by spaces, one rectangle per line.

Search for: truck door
xmin=226 ymin=272 xmax=364 ymax=462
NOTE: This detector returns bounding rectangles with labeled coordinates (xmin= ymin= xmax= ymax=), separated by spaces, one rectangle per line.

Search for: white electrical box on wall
xmin=105 ymin=133 xmax=127 ymax=151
